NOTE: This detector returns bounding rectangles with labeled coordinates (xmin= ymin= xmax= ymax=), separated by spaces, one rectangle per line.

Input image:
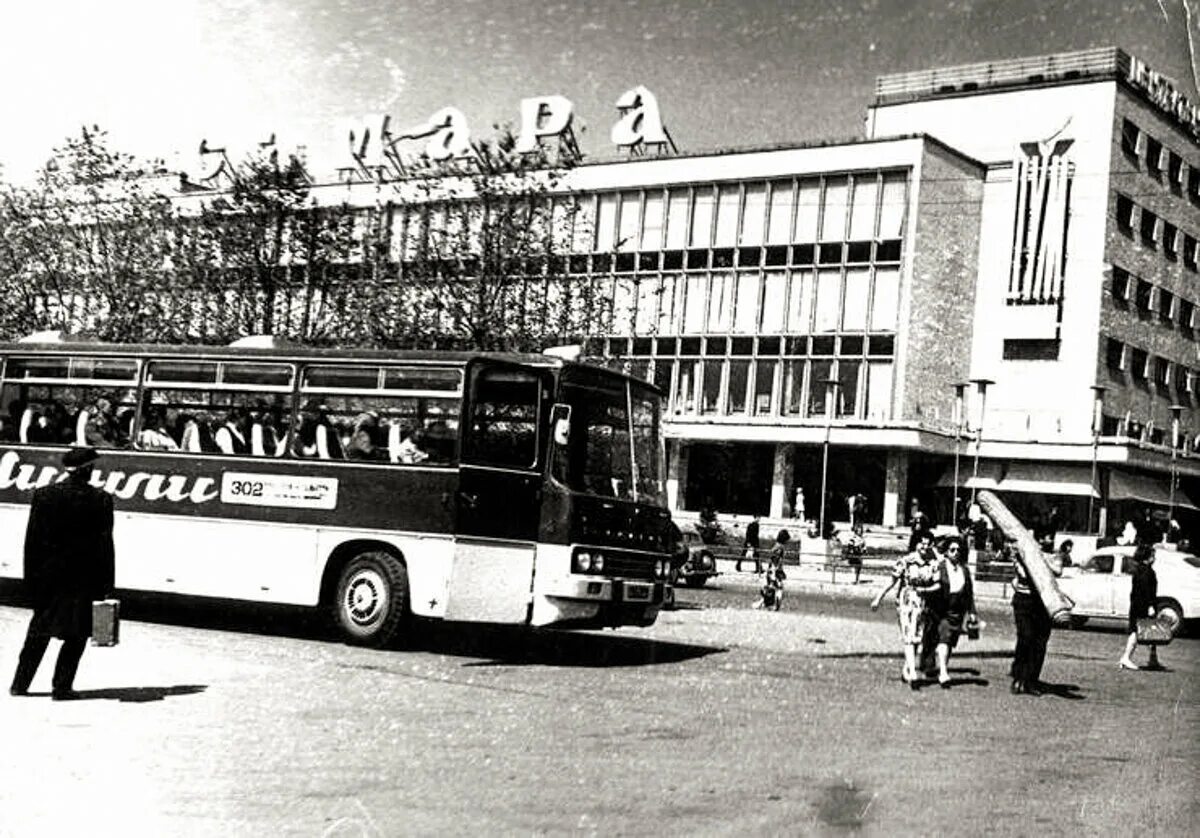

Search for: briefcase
xmin=1135 ymin=616 xmax=1173 ymax=646
xmin=91 ymin=599 xmax=120 ymax=647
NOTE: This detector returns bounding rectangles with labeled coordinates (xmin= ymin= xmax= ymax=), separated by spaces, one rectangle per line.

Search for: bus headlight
xmin=576 ymin=551 xmax=593 ymax=572
xmin=592 ymin=553 xmax=605 ymax=572
xmin=657 ymin=559 xmax=670 ymax=578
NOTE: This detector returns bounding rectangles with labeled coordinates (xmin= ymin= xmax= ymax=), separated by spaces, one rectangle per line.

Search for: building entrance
xmin=684 ymin=442 xmax=774 ymax=516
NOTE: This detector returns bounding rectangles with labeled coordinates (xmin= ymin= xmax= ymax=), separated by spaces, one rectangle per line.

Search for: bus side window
xmin=464 ymin=368 xmax=541 ymax=469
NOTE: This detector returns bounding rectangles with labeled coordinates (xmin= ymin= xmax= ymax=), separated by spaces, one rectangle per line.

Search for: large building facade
xmin=559 ymin=47 xmax=1200 ymax=537
xmin=200 ymin=46 xmax=1199 ymax=538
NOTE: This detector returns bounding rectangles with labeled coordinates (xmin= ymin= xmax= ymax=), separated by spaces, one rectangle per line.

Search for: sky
xmin=0 ymin=0 xmax=1196 ymax=184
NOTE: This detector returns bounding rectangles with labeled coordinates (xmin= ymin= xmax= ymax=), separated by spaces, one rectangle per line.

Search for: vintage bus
xmin=0 ymin=336 xmax=676 ymax=646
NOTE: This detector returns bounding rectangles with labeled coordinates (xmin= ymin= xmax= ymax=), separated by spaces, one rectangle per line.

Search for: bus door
xmin=444 ymin=361 xmax=549 ymax=623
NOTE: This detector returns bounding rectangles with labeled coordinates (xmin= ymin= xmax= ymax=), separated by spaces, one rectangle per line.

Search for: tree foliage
xmin=0 ymin=126 xmax=602 ymax=352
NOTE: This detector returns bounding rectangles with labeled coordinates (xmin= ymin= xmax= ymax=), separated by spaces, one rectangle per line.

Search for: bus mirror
xmin=551 ymin=404 xmax=571 ymax=446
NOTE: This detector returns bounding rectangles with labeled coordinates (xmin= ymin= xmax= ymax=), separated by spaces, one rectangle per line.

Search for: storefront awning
xmin=1108 ymin=471 xmax=1200 ymax=511
xmin=935 ymin=462 xmax=1003 ymax=491
xmin=997 ymin=463 xmax=1098 ymax=497
xmin=937 ymin=462 xmax=1097 ymax=496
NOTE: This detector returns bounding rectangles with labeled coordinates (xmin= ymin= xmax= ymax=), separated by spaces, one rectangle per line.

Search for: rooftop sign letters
xmin=1126 ymin=54 xmax=1200 ymax=139
xmin=342 ymin=85 xmax=673 ymax=181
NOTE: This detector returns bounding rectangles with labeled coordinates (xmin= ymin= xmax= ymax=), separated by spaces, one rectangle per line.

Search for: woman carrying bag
xmin=1119 ymin=544 xmax=1164 ymax=671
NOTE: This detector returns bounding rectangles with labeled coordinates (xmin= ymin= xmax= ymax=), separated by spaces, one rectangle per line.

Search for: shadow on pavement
xmin=3 ymin=587 xmax=720 ymax=667
xmin=430 ymin=623 xmax=726 ymax=668
xmin=21 ymin=685 xmax=207 ymax=703
xmin=1035 ymin=681 xmax=1087 ymax=700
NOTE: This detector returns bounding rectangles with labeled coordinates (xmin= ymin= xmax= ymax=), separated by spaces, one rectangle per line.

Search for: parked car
xmin=1058 ymin=545 xmax=1200 ymax=634
xmin=673 ymin=527 xmax=720 ymax=588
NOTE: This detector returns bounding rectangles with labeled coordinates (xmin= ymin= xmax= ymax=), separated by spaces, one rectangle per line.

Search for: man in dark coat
xmin=9 ymin=447 xmax=115 ymax=700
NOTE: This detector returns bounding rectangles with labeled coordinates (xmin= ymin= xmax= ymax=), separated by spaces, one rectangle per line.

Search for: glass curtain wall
xmin=594 ymin=170 xmax=907 ymax=422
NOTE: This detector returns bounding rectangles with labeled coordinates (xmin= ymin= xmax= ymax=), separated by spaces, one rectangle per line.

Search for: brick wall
xmin=1099 ymin=88 xmax=1200 ymax=438
xmin=897 ymin=142 xmax=985 ymax=424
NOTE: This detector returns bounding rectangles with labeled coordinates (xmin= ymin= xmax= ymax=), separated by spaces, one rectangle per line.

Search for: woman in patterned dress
xmin=871 ymin=529 xmax=940 ymax=686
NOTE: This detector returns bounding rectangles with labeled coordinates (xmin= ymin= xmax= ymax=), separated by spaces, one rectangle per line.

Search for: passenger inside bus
xmin=292 ymin=400 xmax=344 ymax=460
xmin=137 ymin=407 xmax=179 ymax=451
xmin=394 ymin=427 xmax=430 ymax=464
xmin=214 ymin=408 xmax=250 ymax=455
xmin=249 ymin=401 xmax=287 ymax=457
xmin=345 ymin=411 xmax=384 ymax=460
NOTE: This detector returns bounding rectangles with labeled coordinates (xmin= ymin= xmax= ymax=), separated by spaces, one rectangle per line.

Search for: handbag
xmin=1135 ymin=615 xmax=1173 ymax=646
xmin=965 ymin=613 xmax=981 ymax=640
xmin=91 ymin=599 xmax=121 ymax=647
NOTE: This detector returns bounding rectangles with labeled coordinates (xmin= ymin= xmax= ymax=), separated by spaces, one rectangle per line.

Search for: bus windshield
xmin=555 ymin=373 xmax=665 ymax=506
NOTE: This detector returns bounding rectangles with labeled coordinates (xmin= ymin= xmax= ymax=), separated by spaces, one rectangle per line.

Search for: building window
xmin=813 ymin=269 xmax=841 ymax=332
xmin=1002 ymin=339 xmax=1060 ymax=360
xmin=848 ymin=175 xmax=879 ymax=240
xmin=1189 ymin=166 xmax=1200 ymax=204
xmin=1134 ymin=278 xmax=1154 ymax=312
xmin=841 ymin=268 xmax=870 ymax=331
xmin=878 ymin=173 xmax=907 ymax=240
xmin=820 ymin=177 xmax=849 ymax=241
xmin=1163 ymin=223 xmax=1179 ymax=259
xmin=1120 ymin=118 xmax=1142 ymax=159
xmin=1168 ymin=152 xmax=1184 ymax=190
xmin=870 ymin=267 xmax=900 ymax=331
xmin=1176 ymin=365 xmax=1191 ymax=399
xmin=726 ymin=359 xmax=750 ymax=414
xmin=807 ymin=359 xmax=834 ymax=416
xmin=1130 ymin=348 xmax=1149 ymax=381
xmin=836 ymin=360 xmax=861 ymax=417
xmin=1111 ymin=265 xmax=1131 ymax=301
xmin=766 ymin=180 xmax=793 ymax=244
xmin=1180 ymin=299 xmax=1195 ymax=331
xmin=1115 ymin=193 xmax=1135 ymax=232
xmin=1185 ymin=235 xmax=1199 ymax=271
xmin=795 ymin=179 xmax=820 ymax=243
xmin=864 ymin=361 xmax=893 ymax=420
xmin=739 ymin=182 xmax=766 ymax=246
xmin=1159 ymin=289 xmax=1175 ymax=324
xmin=1145 ymin=136 xmax=1164 ymax=176
xmin=1105 ymin=338 xmax=1125 ymax=372
xmin=753 ymin=360 xmax=776 ymax=415
xmin=1154 ymin=357 xmax=1170 ymax=388
xmin=1139 ymin=208 xmax=1159 ymax=247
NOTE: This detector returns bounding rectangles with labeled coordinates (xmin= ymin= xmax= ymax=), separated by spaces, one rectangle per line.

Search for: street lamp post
xmin=968 ymin=378 xmax=994 ymax=507
xmin=1169 ymin=404 xmax=1185 ymax=530
xmin=1088 ymin=386 xmax=1107 ymax=534
xmin=818 ymin=378 xmax=841 ymax=543
xmin=952 ymin=383 xmax=967 ymax=529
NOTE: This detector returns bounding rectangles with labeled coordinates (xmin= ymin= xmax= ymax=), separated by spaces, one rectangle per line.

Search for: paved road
xmin=0 ymin=585 xmax=1196 ymax=837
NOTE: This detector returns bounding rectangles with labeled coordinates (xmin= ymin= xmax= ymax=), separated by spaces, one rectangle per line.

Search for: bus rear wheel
xmin=333 ymin=551 xmax=409 ymax=647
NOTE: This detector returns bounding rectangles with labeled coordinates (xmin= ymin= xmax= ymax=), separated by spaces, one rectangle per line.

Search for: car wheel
xmin=333 ymin=551 xmax=409 ymax=647
xmin=1155 ymin=600 xmax=1184 ymax=636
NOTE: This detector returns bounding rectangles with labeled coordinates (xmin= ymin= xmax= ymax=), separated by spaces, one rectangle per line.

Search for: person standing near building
xmin=9 ymin=447 xmax=115 ymax=700
xmin=1009 ymin=542 xmax=1064 ymax=695
xmin=850 ymin=493 xmax=867 ymax=536
xmin=1119 ymin=544 xmax=1163 ymax=671
xmin=793 ymin=487 xmax=806 ymax=522
xmin=738 ymin=515 xmax=761 ymax=573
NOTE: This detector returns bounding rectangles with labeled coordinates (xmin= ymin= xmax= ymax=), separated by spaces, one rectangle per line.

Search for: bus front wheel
xmin=333 ymin=551 xmax=409 ymax=647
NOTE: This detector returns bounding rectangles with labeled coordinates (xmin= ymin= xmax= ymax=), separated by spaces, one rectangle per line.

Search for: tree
xmin=6 ymin=126 xmax=178 ymax=342
xmin=176 ymin=143 xmax=360 ymax=343
xmin=351 ymin=129 xmax=602 ymax=352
